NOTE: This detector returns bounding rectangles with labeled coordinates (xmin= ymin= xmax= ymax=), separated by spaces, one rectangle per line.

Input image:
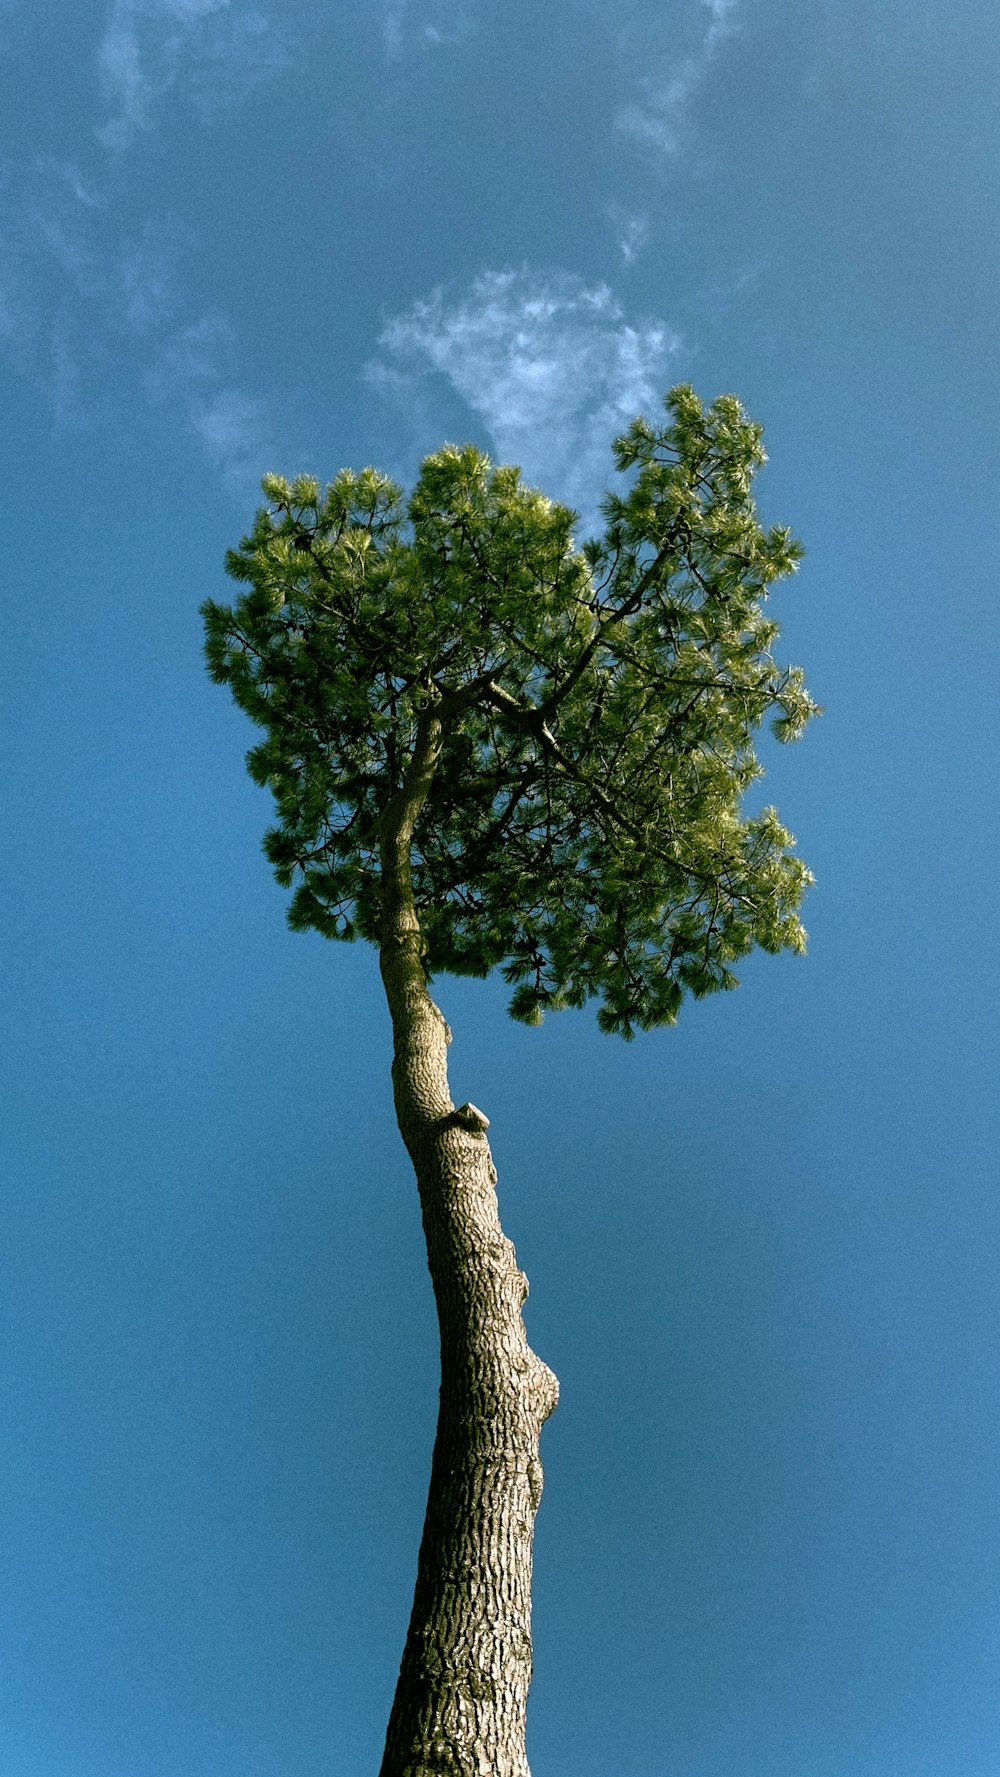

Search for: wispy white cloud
xmin=37 ymin=158 xmax=107 ymax=210
xmin=119 ymin=231 xmax=177 ymax=336
xmin=189 ymin=386 xmax=269 ymax=482
xmin=368 ymin=268 xmax=681 ymax=527
xmin=618 ymin=0 xmax=741 ymax=156
xmin=0 ymin=164 xmax=113 ymax=404
xmin=0 ymin=4 xmax=284 ymax=487
xmin=382 ymin=0 xmax=473 ymax=61
xmin=0 ymin=159 xmax=273 ymax=487
xmin=608 ymin=207 xmax=650 ymax=268
xmin=96 ymin=0 xmax=293 ymax=149
xmin=382 ymin=0 xmax=406 ymax=59
xmin=144 ymin=312 xmax=271 ymax=487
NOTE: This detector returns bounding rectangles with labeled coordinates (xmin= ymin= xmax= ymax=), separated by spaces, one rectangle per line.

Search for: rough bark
xmin=377 ymin=709 xmax=559 ymax=1777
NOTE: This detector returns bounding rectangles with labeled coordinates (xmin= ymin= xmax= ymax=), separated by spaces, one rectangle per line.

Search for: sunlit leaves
xmin=203 ymin=385 xmax=818 ymax=1037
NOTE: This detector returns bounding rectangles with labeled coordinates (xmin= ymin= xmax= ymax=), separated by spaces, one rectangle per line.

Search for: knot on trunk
xmin=449 ymin=1102 xmax=490 ymax=1134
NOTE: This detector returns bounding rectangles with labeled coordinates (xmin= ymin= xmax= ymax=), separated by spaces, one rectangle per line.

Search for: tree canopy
xmin=202 ymin=385 xmax=818 ymax=1037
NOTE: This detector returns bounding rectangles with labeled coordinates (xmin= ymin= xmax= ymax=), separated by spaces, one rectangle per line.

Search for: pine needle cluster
xmin=203 ymin=386 xmax=818 ymax=1037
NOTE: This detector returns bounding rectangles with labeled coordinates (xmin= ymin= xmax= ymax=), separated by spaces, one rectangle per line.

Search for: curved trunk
xmin=376 ymin=710 xmax=559 ymax=1777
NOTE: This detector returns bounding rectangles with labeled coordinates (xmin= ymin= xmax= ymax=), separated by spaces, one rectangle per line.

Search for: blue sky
xmin=2 ymin=1 xmax=999 ymax=1773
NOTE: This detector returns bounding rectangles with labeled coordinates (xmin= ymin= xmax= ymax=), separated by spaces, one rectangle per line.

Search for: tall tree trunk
xmin=376 ymin=710 xmax=559 ymax=1777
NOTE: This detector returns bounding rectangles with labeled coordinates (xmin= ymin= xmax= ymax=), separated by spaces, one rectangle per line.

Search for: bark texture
xmin=377 ymin=711 xmax=559 ymax=1777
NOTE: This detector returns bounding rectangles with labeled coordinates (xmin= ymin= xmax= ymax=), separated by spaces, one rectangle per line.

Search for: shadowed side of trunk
xmin=376 ymin=710 xmax=559 ymax=1777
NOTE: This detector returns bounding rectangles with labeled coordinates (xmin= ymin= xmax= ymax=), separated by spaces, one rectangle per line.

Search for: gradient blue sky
xmin=3 ymin=2 xmax=999 ymax=1773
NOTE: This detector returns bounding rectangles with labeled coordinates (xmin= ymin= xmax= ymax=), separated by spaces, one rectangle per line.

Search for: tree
xmin=202 ymin=385 xmax=817 ymax=1777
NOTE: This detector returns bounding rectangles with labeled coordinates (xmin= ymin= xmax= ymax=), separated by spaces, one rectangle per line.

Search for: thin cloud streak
xmin=382 ymin=0 xmax=406 ymax=59
xmin=382 ymin=0 xmax=473 ymax=61
xmin=618 ymin=0 xmax=741 ymax=156
xmin=144 ymin=312 xmax=272 ymax=489
xmin=96 ymin=0 xmax=293 ymax=149
xmin=0 ymin=0 xmax=289 ymax=486
xmin=368 ymin=268 xmax=681 ymax=529
xmin=608 ymin=207 xmax=650 ymax=268
xmin=0 ymin=158 xmax=273 ymax=488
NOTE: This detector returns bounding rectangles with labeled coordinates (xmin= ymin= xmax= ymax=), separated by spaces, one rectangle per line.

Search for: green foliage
xmin=203 ymin=386 xmax=818 ymax=1036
